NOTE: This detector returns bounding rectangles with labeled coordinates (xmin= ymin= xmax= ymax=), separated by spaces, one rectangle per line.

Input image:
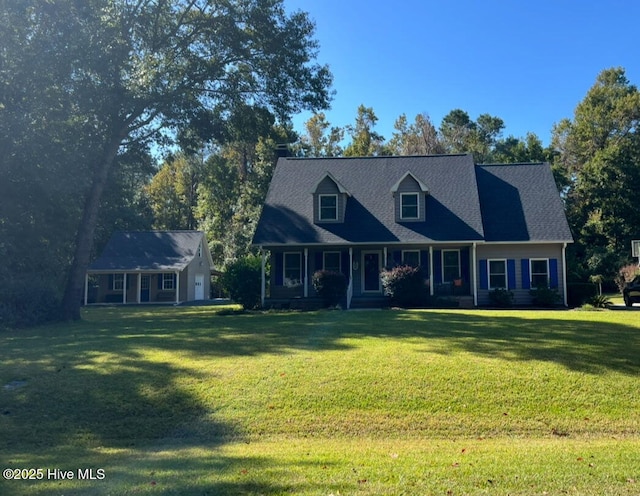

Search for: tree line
xmin=1 ymin=0 xmax=638 ymax=326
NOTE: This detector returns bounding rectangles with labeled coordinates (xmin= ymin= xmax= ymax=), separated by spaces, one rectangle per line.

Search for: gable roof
xmin=253 ymin=154 xmax=573 ymax=247
xmin=89 ymin=231 xmax=212 ymax=272
xmin=476 ymin=163 xmax=573 ymax=242
xmin=253 ymin=154 xmax=486 ymax=246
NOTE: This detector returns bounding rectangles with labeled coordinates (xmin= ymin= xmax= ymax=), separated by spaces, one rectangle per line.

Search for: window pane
xmin=284 ymin=253 xmax=301 ymax=284
xmin=319 ymin=195 xmax=337 ymax=220
xmin=442 ymin=251 xmax=460 ymax=282
xmin=402 ymin=251 xmax=420 ymax=267
xmin=489 ymin=260 xmax=506 ymax=289
xmin=401 ymin=194 xmax=418 ymax=219
xmin=531 ymin=260 xmax=548 ymax=288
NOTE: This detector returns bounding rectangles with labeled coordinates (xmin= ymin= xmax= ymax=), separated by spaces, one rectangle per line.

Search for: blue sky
xmin=286 ymin=0 xmax=640 ymax=146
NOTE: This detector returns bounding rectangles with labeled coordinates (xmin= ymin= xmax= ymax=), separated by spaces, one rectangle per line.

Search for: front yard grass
xmin=1 ymin=306 xmax=639 ymax=495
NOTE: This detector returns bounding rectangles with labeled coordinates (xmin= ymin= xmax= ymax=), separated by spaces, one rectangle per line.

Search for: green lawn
xmin=1 ymin=306 xmax=639 ymax=495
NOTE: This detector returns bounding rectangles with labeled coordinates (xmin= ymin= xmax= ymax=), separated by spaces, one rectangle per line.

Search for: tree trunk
xmin=61 ymin=133 xmax=124 ymax=320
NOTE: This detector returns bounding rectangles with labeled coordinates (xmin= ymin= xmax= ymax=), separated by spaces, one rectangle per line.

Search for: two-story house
xmin=252 ymin=153 xmax=573 ymax=308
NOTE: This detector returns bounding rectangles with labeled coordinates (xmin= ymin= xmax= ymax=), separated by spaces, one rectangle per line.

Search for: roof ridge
xmin=282 ymin=153 xmax=472 ymax=161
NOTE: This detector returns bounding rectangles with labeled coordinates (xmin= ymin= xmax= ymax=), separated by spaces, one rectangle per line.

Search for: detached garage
xmin=85 ymin=231 xmax=214 ymax=305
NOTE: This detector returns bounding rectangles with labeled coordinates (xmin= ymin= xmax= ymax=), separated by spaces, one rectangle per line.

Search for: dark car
xmin=623 ymin=275 xmax=640 ymax=307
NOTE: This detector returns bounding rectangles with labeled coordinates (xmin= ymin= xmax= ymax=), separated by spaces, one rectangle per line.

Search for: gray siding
xmin=476 ymin=243 xmax=565 ymax=305
xmin=313 ymin=176 xmax=347 ymax=223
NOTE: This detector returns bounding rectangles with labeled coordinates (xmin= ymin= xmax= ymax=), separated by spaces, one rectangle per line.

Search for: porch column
xmin=562 ymin=243 xmax=568 ymax=307
xmin=260 ymin=247 xmax=266 ymax=307
xmin=137 ymin=273 xmax=141 ymax=304
xmin=123 ymin=273 xmax=127 ymax=304
xmin=347 ymin=247 xmax=353 ymax=309
xmin=304 ymin=248 xmax=309 ymax=298
xmin=84 ymin=273 xmax=89 ymax=306
xmin=472 ymin=242 xmax=478 ymax=307
xmin=175 ymin=270 xmax=180 ymax=304
xmin=429 ymin=246 xmax=434 ymax=296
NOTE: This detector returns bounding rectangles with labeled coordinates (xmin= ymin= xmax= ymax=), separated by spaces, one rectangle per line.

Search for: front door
xmin=362 ymin=251 xmax=382 ymax=292
xmin=194 ymin=274 xmax=205 ymax=300
xmin=141 ymin=275 xmax=150 ymax=302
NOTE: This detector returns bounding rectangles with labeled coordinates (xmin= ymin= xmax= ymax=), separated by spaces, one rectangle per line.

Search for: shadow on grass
xmin=80 ymin=306 xmax=640 ymax=375
xmin=1 ymin=306 xmax=639 ymax=495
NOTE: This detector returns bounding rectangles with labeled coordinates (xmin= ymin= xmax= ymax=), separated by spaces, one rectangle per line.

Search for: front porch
xmin=259 ymin=244 xmax=478 ymax=309
xmin=84 ymin=271 xmax=184 ymax=305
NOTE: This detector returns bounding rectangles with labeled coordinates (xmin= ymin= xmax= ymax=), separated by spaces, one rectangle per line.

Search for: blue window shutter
xmin=433 ymin=250 xmax=442 ymax=284
xmin=507 ymin=259 xmax=516 ymax=290
xmin=341 ymin=251 xmax=350 ymax=282
xmin=173 ymin=273 xmax=177 ymax=287
xmin=549 ymin=259 xmax=559 ymax=288
xmin=157 ymin=274 xmax=163 ymax=290
xmin=460 ymin=247 xmax=470 ymax=282
xmin=315 ymin=251 xmax=323 ymax=271
xmin=420 ymin=250 xmax=429 ymax=276
xmin=393 ymin=250 xmax=402 ymax=266
xmin=479 ymin=259 xmax=488 ymax=290
xmin=109 ymin=275 xmax=114 ymax=289
xmin=275 ymin=253 xmax=283 ymax=286
xmin=521 ymin=259 xmax=530 ymax=289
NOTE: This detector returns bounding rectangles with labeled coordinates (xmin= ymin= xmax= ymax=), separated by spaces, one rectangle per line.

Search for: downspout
xmin=84 ymin=273 xmax=89 ymax=306
xmin=562 ymin=243 xmax=568 ymax=307
xmin=429 ymin=246 xmax=434 ymax=296
xmin=175 ymin=270 xmax=180 ymax=304
xmin=123 ymin=273 xmax=127 ymax=304
xmin=347 ymin=247 xmax=353 ymax=309
xmin=137 ymin=273 xmax=141 ymax=304
xmin=472 ymin=242 xmax=478 ymax=307
xmin=304 ymin=248 xmax=309 ymax=298
xmin=260 ymin=246 xmax=266 ymax=308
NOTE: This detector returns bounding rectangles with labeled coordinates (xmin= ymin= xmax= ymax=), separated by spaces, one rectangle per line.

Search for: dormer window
xmin=319 ymin=194 xmax=338 ymax=221
xmin=391 ymin=171 xmax=429 ymax=223
xmin=312 ymin=172 xmax=351 ymax=224
xmin=400 ymin=193 xmax=419 ymax=220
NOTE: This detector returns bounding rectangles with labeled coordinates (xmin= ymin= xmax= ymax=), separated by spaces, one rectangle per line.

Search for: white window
xmin=163 ymin=273 xmax=175 ymax=290
xmin=323 ymin=251 xmax=341 ymax=272
xmin=402 ymin=250 xmax=420 ymax=267
xmin=112 ymin=274 xmax=124 ymax=291
xmin=319 ymin=194 xmax=338 ymax=221
xmin=284 ymin=252 xmax=302 ymax=286
xmin=530 ymin=259 xmax=549 ymax=288
xmin=442 ymin=250 xmax=461 ymax=282
xmin=488 ymin=259 xmax=507 ymax=289
xmin=400 ymin=193 xmax=419 ymax=220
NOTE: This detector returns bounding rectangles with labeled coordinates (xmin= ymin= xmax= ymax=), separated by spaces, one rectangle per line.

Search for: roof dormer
xmin=391 ymin=171 xmax=429 ymax=222
xmin=312 ymin=172 xmax=351 ymax=223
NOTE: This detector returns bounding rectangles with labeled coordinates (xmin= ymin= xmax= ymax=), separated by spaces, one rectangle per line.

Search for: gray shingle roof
xmin=253 ymin=154 xmax=486 ymax=246
xmin=89 ymin=231 xmax=205 ymax=271
xmin=253 ymin=155 xmax=573 ymax=246
xmin=476 ymin=163 xmax=573 ymax=242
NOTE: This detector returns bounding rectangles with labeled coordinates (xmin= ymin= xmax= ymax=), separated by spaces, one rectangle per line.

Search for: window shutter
xmin=549 ymin=258 xmax=559 ymax=288
xmin=109 ymin=275 xmax=114 ymax=289
xmin=275 ymin=253 xmax=283 ymax=286
xmin=507 ymin=260 xmax=516 ymax=290
xmin=158 ymin=274 xmax=163 ymax=290
xmin=420 ymin=250 xmax=429 ymax=276
xmin=341 ymin=251 xmax=350 ymax=282
xmin=315 ymin=251 xmax=323 ymax=271
xmin=521 ymin=259 xmax=530 ymax=289
xmin=460 ymin=247 xmax=470 ymax=282
xmin=392 ymin=250 xmax=402 ymax=266
xmin=479 ymin=259 xmax=488 ymax=290
xmin=433 ymin=250 xmax=442 ymax=284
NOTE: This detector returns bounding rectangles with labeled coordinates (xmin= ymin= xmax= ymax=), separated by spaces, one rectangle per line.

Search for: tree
xmin=146 ymin=154 xmax=202 ymax=230
xmin=344 ymin=105 xmax=389 ymax=156
xmin=439 ymin=109 xmax=504 ymax=162
xmin=552 ymin=67 xmax=640 ymax=281
xmin=1 ymin=0 xmax=333 ymax=320
xmin=296 ymin=113 xmax=344 ymax=157
xmin=389 ymin=113 xmax=444 ymax=156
